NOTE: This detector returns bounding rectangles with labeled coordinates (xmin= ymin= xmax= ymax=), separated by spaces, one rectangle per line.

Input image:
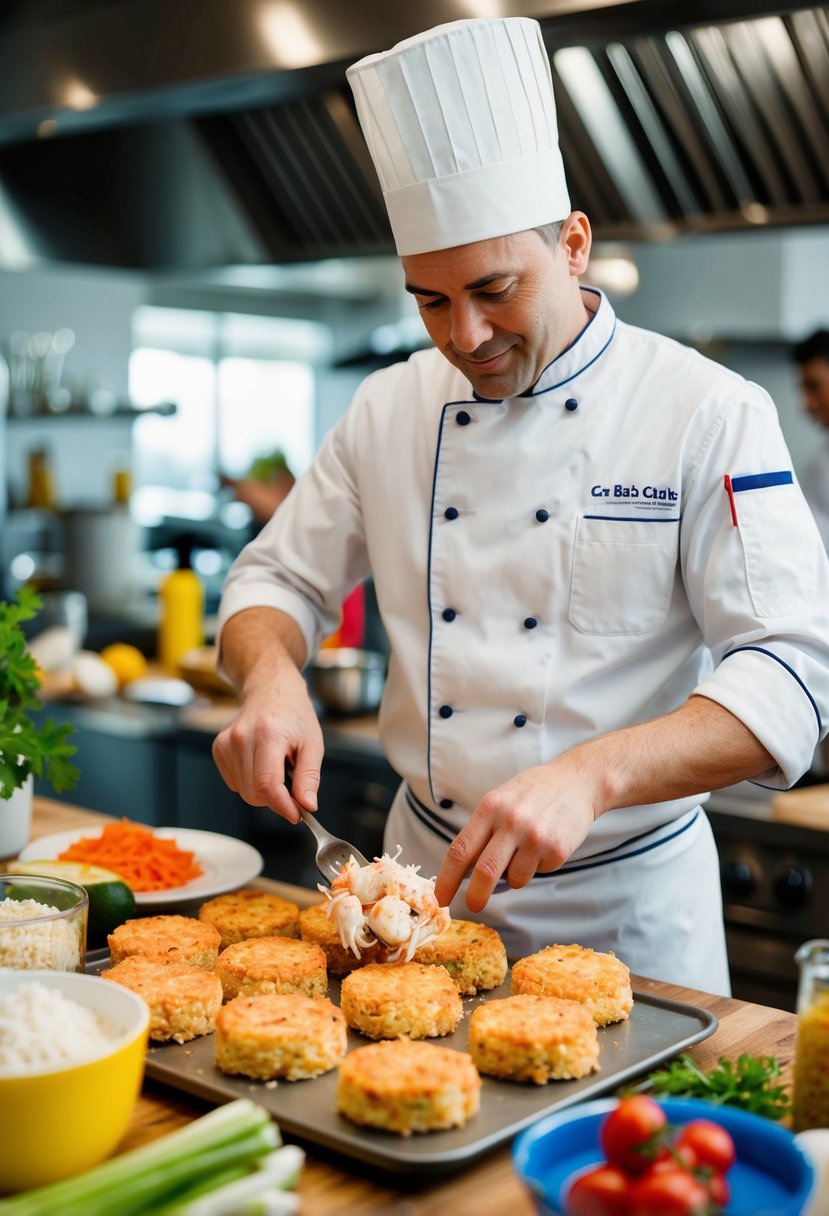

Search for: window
xmin=128 ymin=307 xmax=330 ymax=492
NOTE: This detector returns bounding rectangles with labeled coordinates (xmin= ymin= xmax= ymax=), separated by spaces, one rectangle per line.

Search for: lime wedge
xmin=8 ymin=859 xmax=137 ymax=944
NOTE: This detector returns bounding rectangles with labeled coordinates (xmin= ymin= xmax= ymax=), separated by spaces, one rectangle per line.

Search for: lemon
xmin=8 ymin=859 xmax=137 ymax=944
xmin=99 ymin=642 xmax=148 ymax=688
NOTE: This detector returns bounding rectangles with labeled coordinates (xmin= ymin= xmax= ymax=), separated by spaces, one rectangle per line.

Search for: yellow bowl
xmin=0 ymin=969 xmax=150 ymax=1193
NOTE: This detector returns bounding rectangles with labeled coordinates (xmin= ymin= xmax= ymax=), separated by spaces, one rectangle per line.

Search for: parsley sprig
xmin=0 ymin=586 xmax=79 ymax=798
xmin=633 ymin=1053 xmax=792 ymax=1121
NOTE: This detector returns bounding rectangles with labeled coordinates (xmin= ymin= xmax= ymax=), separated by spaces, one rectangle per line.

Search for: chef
xmin=213 ymin=17 xmax=829 ymax=994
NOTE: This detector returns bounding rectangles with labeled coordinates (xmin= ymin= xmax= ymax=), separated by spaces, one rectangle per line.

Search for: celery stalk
xmin=158 ymin=1146 xmax=305 ymax=1216
xmin=0 ymin=1100 xmax=279 ymax=1216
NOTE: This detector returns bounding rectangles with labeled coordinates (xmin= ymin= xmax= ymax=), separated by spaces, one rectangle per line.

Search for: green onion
xmin=0 ymin=1100 xmax=281 ymax=1216
xmin=157 ymin=1146 xmax=304 ymax=1216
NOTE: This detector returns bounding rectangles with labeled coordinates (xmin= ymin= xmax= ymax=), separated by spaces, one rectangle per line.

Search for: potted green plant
xmin=0 ymin=585 xmax=79 ymax=855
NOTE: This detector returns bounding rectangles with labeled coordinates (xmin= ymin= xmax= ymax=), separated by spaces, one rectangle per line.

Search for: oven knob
xmin=722 ymin=860 xmax=756 ymax=897
xmin=773 ymin=864 xmax=812 ymax=909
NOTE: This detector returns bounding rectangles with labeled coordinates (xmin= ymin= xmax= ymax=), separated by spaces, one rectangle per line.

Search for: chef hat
xmin=346 ymin=17 xmax=570 ymax=256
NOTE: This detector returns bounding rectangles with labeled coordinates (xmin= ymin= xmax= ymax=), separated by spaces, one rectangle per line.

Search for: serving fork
xmin=298 ymin=808 xmax=369 ymax=883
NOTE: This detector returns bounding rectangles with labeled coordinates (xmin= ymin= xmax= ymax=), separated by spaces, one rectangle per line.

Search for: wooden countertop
xmin=18 ymin=798 xmax=799 ymax=1216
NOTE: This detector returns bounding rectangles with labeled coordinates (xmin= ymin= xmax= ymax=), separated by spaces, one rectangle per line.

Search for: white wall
xmin=616 ymin=228 xmax=829 ymax=342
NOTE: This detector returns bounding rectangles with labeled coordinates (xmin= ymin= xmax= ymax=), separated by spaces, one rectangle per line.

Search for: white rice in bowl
xmin=0 ymin=980 xmax=119 ymax=1071
xmin=0 ymin=897 xmax=82 ymax=972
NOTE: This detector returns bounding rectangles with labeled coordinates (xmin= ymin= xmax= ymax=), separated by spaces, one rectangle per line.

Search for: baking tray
xmin=88 ymin=952 xmax=717 ymax=1176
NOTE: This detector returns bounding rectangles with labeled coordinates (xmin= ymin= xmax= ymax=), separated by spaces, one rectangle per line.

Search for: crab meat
xmin=318 ymin=847 xmax=451 ymax=959
xmin=367 ymin=895 xmax=416 ymax=946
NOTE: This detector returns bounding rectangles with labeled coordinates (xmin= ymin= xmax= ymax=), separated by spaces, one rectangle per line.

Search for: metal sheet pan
xmin=89 ymin=953 xmax=717 ymax=1176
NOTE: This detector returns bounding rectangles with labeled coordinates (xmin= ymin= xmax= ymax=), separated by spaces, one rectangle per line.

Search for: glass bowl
xmin=0 ymin=873 xmax=88 ymax=972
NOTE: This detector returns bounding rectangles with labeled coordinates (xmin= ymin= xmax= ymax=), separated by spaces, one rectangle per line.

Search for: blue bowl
xmin=512 ymin=1096 xmax=815 ymax=1216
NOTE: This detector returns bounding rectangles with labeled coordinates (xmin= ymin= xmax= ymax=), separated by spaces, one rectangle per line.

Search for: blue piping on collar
xmin=471 ymin=288 xmax=616 ymax=403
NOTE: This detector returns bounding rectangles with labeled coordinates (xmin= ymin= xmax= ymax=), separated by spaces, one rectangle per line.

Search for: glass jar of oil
xmin=793 ymin=939 xmax=829 ymax=1131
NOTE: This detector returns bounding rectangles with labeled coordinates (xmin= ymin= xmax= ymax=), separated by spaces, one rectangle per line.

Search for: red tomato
xmin=566 ymin=1164 xmax=632 ymax=1216
xmin=676 ymin=1119 xmax=737 ymax=1174
xmin=706 ymin=1170 xmax=731 ymax=1208
xmin=629 ymin=1168 xmax=710 ymax=1215
xmin=647 ymin=1142 xmax=698 ymax=1173
xmin=599 ymin=1096 xmax=668 ymax=1175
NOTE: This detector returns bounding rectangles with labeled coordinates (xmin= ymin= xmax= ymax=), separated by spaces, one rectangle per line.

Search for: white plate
xmin=17 ymin=827 xmax=264 ymax=909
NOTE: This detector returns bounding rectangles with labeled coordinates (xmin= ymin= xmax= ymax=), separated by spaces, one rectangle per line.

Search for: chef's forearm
xmin=577 ymin=694 xmax=775 ymax=816
xmin=218 ymin=606 xmax=308 ymax=695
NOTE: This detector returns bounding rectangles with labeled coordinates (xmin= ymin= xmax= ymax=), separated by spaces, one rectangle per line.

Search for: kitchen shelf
xmin=6 ymin=401 xmax=176 ymax=421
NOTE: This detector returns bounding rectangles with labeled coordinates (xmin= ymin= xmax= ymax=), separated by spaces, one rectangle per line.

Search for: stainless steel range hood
xmin=0 ymin=1 xmax=827 ymax=271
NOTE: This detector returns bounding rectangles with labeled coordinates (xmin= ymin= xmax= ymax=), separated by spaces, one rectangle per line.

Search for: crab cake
xmin=103 ymin=957 xmax=222 ymax=1044
xmin=216 ymin=936 xmax=327 ymax=1001
xmin=299 ymin=902 xmax=385 ymax=974
xmin=511 ymin=943 xmax=633 ymax=1027
xmin=413 ymin=919 xmax=507 ymax=995
xmin=215 ymin=993 xmax=347 ymax=1081
xmin=107 ymin=915 xmax=221 ymax=970
xmin=198 ymin=888 xmax=300 ymax=949
xmin=469 ymin=994 xmax=600 ymax=1084
xmin=340 ymin=961 xmax=462 ymax=1040
xmin=337 ymin=1039 xmax=481 ymax=1135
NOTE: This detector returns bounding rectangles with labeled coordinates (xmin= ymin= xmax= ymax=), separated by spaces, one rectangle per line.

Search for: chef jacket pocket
xmin=569 ymin=516 xmax=678 ymax=635
xmin=734 ymin=478 xmax=817 ymax=616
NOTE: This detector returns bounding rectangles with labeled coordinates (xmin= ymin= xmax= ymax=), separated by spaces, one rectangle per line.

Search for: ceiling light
xmin=257 ymin=2 xmax=322 ymax=69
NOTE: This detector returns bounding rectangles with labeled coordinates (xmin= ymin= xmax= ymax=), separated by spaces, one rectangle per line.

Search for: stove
xmin=707 ymin=790 xmax=829 ymax=1012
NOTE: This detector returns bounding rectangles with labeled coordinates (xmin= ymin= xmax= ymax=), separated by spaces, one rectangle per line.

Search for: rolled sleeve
xmin=694 ymin=645 xmax=822 ymax=788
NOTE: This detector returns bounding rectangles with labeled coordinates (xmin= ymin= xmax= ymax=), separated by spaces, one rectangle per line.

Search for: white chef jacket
xmin=218 ymin=288 xmax=829 ymax=991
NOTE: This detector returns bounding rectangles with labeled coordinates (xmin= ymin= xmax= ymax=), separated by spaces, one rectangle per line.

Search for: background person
xmin=212 ymin=18 xmax=829 ymax=994
xmin=792 ymin=328 xmax=829 ymax=552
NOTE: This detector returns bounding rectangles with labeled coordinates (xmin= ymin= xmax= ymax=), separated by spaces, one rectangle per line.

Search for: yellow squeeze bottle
xmin=158 ymin=536 xmax=204 ymax=671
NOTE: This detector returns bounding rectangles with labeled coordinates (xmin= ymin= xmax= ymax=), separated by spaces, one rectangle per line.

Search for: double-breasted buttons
xmin=444 ymin=506 xmax=459 ymax=520
xmin=439 ymin=798 xmax=453 ymax=809
xmin=535 ymin=508 xmax=550 ymax=522
xmin=439 ymin=704 xmax=454 ymax=719
xmin=456 ymin=410 xmax=471 ymax=426
xmin=442 ymin=608 xmax=457 ymax=622
xmin=514 ymin=714 xmax=527 ymax=728
xmin=523 ymin=617 xmax=538 ymax=630
xmin=565 ymin=397 xmax=579 ymax=411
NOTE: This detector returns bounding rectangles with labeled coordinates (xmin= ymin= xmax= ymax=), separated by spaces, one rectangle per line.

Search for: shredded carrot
xmin=58 ymin=819 xmax=204 ymax=892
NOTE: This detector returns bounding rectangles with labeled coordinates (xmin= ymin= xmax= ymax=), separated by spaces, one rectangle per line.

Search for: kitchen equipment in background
xmin=708 ymin=788 xmax=829 ymax=1011
xmin=122 ymin=677 xmax=196 ymax=708
xmin=308 ymin=648 xmax=385 ymax=716
xmin=6 ymin=328 xmax=75 ymax=416
xmin=25 ymin=446 xmax=55 ymax=508
xmin=60 ymin=504 xmax=141 ymax=613
xmin=157 ymin=535 xmax=204 ymax=672
xmin=29 ymin=590 xmax=88 ymax=649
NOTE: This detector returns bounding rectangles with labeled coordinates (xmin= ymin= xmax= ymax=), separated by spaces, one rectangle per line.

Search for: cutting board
xmin=772 ymin=784 xmax=829 ymax=829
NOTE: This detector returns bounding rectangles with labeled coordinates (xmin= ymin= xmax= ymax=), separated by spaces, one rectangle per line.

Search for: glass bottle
xmin=792 ymin=939 xmax=829 ymax=1131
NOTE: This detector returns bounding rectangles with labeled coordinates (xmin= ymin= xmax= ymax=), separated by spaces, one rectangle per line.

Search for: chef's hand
xmin=433 ymin=696 xmax=777 ymax=912
xmin=212 ymin=608 xmax=323 ymax=824
xmin=434 ymin=754 xmax=603 ymax=913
